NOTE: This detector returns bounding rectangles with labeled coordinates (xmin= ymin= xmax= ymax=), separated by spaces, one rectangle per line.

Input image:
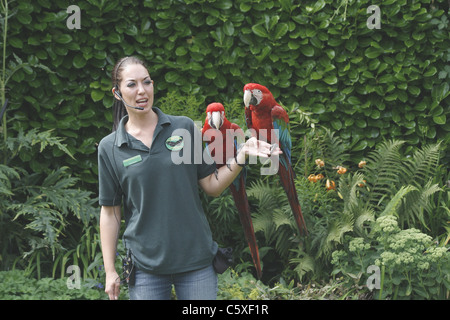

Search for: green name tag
xmin=123 ymin=155 xmax=142 ymax=167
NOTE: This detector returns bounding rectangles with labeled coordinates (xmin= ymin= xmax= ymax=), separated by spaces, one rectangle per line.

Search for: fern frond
xmin=251 ymin=208 xmax=276 ymax=243
xmin=380 ymin=185 xmax=417 ymax=217
xmin=5 ymin=128 xmax=74 ymax=161
xmin=247 ymin=180 xmax=287 ymax=211
xmin=338 ymin=172 xmax=365 ymax=213
xmin=290 ymin=249 xmax=315 ymax=281
xmin=0 ymin=164 xmax=20 ymax=196
xmin=319 ymin=213 xmax=354 ymax=258
xmin=319 ymin=127 xmax=350 ymax=173
xmin=401 ymin=142 xmax=441 ymax=188
xmin=337 ymin=172 xmax=375 ymax=236
xmin=399 ymin=180 xmax=442 ymax=229
xmin=353 ymin=209 xmax=375 ymax=236
xmin=22 ymin=167 xmax=97 ymax=224
xmin=274 ymin=224 xmax=294 ymax=257
xmin=248 ymin=181 xmax=299 ymax=257
xmin=9 ymin=199 xmax=65 ymax=258
xmin=272 ymin=207 xmax=294 ymax=230
xmin=363 ymin=140 xmax=405 ymax=210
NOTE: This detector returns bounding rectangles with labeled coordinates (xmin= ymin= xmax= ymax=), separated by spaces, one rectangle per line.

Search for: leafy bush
xmin=1 ymin=0 xmax=449 ymax=299
xmin=1 ymin=0 xmax=448 ymax=192
xmin=331 ymin=215 xmax=450 ymax=300
xmin=237 ymin=128 xmax=449 ymax=289
xmin=0 ymin=126 xmax=98 ymax=277
xmin=0 ymin=269 xmax=108 ymax=300
xmin=0 ymin=268 xmax=362 ymax=300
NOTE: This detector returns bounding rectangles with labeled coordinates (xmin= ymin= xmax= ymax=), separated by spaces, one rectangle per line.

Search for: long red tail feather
xmin=229 ymin=177 xmax=262 ymax=279
xmin=278 ymin=161 xmax=308 ymax=236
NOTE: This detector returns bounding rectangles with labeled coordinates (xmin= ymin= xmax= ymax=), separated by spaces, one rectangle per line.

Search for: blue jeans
xmin=128 ymin=265 xmax=218 ymax=300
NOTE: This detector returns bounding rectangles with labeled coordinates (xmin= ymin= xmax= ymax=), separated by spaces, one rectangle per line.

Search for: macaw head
xmin=243 ymin=83 xmax=276 ymax=109
xmin=205 ymin=102 xmax=225 ymax=130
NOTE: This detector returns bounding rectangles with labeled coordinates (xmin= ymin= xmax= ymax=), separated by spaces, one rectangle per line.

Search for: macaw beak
xmin=209 ymin=111 xmax=223 ymax=130
xmin=243 ymin=89 xmax=258 ymax=108
xmin=243 ymin=89 xmax=251 ymax=108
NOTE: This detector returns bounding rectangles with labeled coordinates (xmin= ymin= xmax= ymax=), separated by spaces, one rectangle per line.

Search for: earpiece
xmin=112 ymin=86 xmax=144 ymax=110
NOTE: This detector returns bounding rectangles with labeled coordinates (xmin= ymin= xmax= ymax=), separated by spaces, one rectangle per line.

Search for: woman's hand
xmin=105 ymin=270 xmax=121 ymax=300
xmin=236 ymin=137 xmax=282 ymax=165
xmin=199 ymin=137 xmax=282 ymax=197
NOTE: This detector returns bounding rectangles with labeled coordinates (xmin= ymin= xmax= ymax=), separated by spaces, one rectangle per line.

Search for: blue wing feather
xmin=272 ymin=114 xmax=292 ymax=168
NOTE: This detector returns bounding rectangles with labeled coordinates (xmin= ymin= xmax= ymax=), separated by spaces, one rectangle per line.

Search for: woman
xmin=98 ymin=56 xmax=279 ymax=300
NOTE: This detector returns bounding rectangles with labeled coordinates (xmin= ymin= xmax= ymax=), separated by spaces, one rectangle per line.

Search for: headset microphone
xmin=113 ymin=87 xmax=144 ymax=110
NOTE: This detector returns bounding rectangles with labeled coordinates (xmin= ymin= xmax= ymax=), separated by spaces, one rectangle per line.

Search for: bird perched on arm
xmin=243 ymin=83 xmax=308 ymax=236
xmin=202 ymin=102 xmax=262 ymax=279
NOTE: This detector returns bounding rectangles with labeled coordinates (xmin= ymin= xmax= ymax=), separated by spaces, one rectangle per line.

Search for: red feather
xmin=243 ymin=83 xmax=308 ymax=236
xmin=202 ymin=103 xmax=262 ymax=278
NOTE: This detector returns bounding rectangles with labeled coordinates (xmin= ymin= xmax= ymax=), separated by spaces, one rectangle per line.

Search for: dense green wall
xmin=3 ymin=0 xmax=449 ymax=186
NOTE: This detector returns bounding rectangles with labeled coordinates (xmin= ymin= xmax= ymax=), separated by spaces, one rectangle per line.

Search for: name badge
xmin=123 ymin=155 xmax=142 ymax=167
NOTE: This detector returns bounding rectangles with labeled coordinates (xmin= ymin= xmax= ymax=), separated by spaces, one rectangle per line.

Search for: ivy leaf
xmin=324 ymin=75 xmax=338 ymax=85
xmin=54 ymin=34 xmax=72 ymax=44
xmin=300 ymin=45 xmax=314 ymax=57
xmin=165 ymin=71 xmax=180 ymax=83
xmin=365 ymin=47 xmax=383 ymax=59
xmin=73 ymin=55 xmax=87 ymax=69
xmin=90 ymin=90 xmax=105 ymax=102
xmin=433 ymin=114 xmax=446 ymax=125
xmin=352 ymin=140 xmax=368 ymax=151
xmin=272 ymin=23 xmax=289 ymax=40
xmin=223 ymin=21 xmax=235 ymax=36
xmin=252 ymin=24 xmax=269 ymax=38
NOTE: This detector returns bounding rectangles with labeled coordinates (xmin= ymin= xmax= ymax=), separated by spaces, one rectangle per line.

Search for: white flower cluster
xmin=348 ymin=237 xmax=371 ymax=253
xmin=374 ymin=216 xmax=449 ymax=271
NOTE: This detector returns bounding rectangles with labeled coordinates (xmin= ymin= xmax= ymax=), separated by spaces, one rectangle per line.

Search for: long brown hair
xmin=111 ymin=56 xmax=148 ymax=131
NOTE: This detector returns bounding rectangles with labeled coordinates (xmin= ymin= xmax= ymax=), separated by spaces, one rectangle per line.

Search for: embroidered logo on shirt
xmin=165 ymin=136 xmax=184 ymax=151
xmin=123 ymin=155 xmax=142 ymax=167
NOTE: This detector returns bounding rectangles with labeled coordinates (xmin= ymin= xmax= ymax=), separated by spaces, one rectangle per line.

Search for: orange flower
xmin=315 ymin=159 xmax=325 ymax=167
xmin=316 ymin=173 xmax=324 ymax=180
xmin=308 ymin=174 xmax=317 ymax=182
xmin=337 ymin=166 xmax=347 ymax=174
xmin=326 ymin=179 xmax=336 ymax=190
xmin=358 ymin=180 xmax=367 ymax=187
xmin=358 ymin=160 xmax=367 ymax=168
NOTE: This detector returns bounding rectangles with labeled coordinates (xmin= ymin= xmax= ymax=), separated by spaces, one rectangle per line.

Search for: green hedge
xmin=3 ymin=0 xmax=449 ymax=187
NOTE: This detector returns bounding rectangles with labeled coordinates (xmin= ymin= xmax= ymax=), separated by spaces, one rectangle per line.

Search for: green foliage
xmin=218 ymin=268 xmax=372 ymax=300
xmin=331 ymin=215 xmax=450 ymax=299
xmin=1 ymin=267 xmax=368 ymax=300
xmin=0 ymin=125 xmax=98 ymax=277
xmin=0 ymin=269 xmax=108 ymax=300
xmin=217 ymin=269 xmax=304 ymax=300
xmin=0 ymin=0 xmax=448 ymax=192
xmin=240 ymin=130 xmax=449 ymax=288
xmin=359 ymin=140 xmax=444 ymax=231
xmin=1 ymin=0 xmax=449 ymax=299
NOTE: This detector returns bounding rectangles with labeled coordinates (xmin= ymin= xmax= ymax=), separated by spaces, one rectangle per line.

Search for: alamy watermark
xmin=171 ymin=126 xmax=280 ymax=176
xmin=367 ymin=5 xmax=381 ymax=29
xmin=65 ymin=3 xmax=381 ymax=30
xmin=66 ymin=5 xmax=81 ymax=30
xmin=66 ymin=265 xmax=81 ymax=290
xmin=366 ymin=265 xmax=381 ymax=290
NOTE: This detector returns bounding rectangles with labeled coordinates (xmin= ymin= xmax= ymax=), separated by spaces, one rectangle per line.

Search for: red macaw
xmin=243 ymin=83 xmax=308 ymax=236
xmin=202 ymin=102 xmax=262 ymax=279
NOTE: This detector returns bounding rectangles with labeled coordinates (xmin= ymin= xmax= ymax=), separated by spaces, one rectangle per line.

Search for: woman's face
xmin=116 ymin=63 xmax=154 ymax=111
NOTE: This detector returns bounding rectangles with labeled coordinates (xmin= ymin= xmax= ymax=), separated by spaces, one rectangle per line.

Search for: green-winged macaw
xmin=202 ymin=102 xmax=262 ymax=279
xmin=243 ymin=83 xmax=308 ymax=236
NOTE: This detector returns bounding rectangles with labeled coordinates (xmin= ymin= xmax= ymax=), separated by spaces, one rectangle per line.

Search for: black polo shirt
xmin=98 ymin=107 xmax=217 ymax=274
